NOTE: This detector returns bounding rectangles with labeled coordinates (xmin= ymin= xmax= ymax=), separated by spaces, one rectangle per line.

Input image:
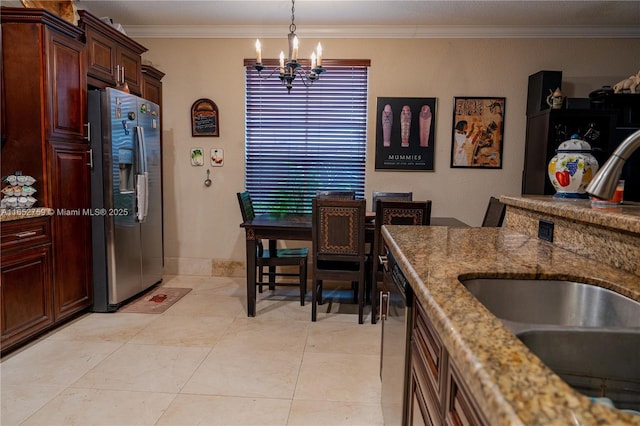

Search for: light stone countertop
xmin=382 ymin=224 xmax=640 ymax=426
xmin=501 ymin=195 xmax=640 ymax=234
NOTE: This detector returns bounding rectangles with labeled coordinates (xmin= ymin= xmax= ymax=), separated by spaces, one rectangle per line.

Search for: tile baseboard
xmin=164 ymin=257 xmax=245 ymax=277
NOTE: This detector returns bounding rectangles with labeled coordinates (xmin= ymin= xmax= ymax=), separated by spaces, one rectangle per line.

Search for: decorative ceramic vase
xmin=548 ymin=135 xmax=599 ymax=198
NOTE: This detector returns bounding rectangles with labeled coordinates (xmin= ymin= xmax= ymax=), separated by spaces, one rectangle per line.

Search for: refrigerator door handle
xmin=135 ymin=126 xmax=149 ymax=222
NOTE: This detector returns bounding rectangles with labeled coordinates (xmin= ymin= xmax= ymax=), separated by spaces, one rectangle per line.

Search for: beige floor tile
xmin=20 ymin=388 xmax=175 ymax=426
xmin=130 ymin=314 xmax=234 ymax=347
xmin=47 ymin=312 xmax=157 ymax=342
xmin=2 ymin=274 xmax=389 ymax=425
xmin=0 ymin=384 xmax=66 ymax=425
xmin=287 ymin=399 xmax=384 ymax=426
xmin=214 ymin=317 xmax=309 ymax=353
xmin=294 ymin=352 xmax=381 ymax=403
xmin=1 ymin=339 xmax=122 ymax=387
xmin=254 ymin=297 xmax=312 ymax=321
xmin=306 ymin=321 xmax=381 ymax=355
xmin=72 ymin=343 xmax=210 ymax=393
xmin=181 ymin=346 xmax=302 ymax=399
xmin=161 ymin=275 xmax=241 ymax=291
xmin=157 ymin=394 xmax=291 ymax=425
xmin=162 ymin=291 xmax=245 ymax=318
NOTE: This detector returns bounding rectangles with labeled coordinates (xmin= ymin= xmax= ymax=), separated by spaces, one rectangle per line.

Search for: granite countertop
xmin=502 ymin=195 xmax=640 ymax=234
xmin=382 ymin=224 xmax=640 ymax=426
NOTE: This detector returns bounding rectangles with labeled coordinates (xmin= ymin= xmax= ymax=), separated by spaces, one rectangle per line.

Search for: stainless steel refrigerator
xmin=88 ymin=88 xmax=163 ymax=312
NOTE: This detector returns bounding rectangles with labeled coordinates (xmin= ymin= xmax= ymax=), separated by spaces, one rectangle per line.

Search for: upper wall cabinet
xmin=141 ymin=64 xmax=165 ymax=106
xmin=78 ymin=10 xmax=147 ymax=96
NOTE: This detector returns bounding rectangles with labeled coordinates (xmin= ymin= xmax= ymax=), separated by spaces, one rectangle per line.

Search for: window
xmin=245 ymin=59 xmax=370 ymax=214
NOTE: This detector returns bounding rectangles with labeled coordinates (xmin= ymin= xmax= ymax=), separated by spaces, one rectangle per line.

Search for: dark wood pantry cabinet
xmin=1 ymin=8 xmax=92 ymax=353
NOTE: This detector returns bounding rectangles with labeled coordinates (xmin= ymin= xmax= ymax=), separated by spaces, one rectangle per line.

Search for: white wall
xmin=136 ymin=37 xmax=640 ymax=275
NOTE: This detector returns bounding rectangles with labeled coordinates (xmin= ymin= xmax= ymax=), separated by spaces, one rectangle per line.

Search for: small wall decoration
xmin=191 ymin=98 xmax=219 ymax=137
xmin=211 ymin=148 xmax=224 ymax=167
xmin=190 ymin=147 xmax=204 ymax=166
xmin=375 ymin=97 xmax=436 ymax=171
xmin=450 ymin=97 xmax=505 ymax=169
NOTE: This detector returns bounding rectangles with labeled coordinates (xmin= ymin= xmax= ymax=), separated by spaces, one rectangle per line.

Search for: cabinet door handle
xmin=121 ymin=66 xmax=125 ymax=83
xmin=116 ymin=65 xmax=121 ymax=84
xmin=84 ymin=122 xmax=91 ymax=141
xmin=378 ymin=254 xmax=388 ymax=272
xmin=380 ymin=291 xmax=389 ymax=321
xmin=16 ymin=231 xmax=37 ymax=238
xmin=86 ymin=148 xmax=93 ymax=169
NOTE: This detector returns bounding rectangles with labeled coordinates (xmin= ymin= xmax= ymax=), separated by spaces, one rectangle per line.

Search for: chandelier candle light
xmin=253 ymin=0 xmax=325 ymax=93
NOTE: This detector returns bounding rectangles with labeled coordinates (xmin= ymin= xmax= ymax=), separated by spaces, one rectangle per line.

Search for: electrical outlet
xmin=538 ymin=219 xmax=554 ymax=242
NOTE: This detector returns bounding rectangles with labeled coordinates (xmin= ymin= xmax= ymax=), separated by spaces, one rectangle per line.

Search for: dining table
xmin=240 ymin=213 xmax=468 ymax=317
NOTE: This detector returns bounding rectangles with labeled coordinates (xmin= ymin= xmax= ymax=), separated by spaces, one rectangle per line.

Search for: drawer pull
xmin=16 ymin=231 xmax=37 ymax=238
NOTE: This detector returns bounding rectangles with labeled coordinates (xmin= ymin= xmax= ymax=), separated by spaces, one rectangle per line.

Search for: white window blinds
xmin=245 ymin=60 xmax=369 ymax=214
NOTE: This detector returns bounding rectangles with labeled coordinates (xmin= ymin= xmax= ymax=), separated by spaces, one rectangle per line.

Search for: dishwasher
xmin=380 ymin=250 xmax=413 ymax=426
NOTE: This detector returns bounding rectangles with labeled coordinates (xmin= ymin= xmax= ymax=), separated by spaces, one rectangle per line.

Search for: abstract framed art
xmin=375 ymin=97 xmax=436 ymax=171
xmin=450 ymin=97 xmax=505 ymax=169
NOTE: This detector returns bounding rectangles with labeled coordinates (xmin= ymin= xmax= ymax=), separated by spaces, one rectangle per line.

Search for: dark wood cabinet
xmin=445 ymin=363 xmax=487 ymax=426
xmin=48 ymin=142 xmax=93 ymax=320
xmin=46 ymin=28 xmax=88 ymax=143
xmin=1 ymin=216 xmax=53 ymax=353
xmin=142 ymin=64 xmax=165 ymax=105
xmin=407 ymin=296 xmax=488 ymax=426
xmin=79 ymin=10 xmax=147 ymax=96
xmin=1 ymin=8 xmax=92 ymax=353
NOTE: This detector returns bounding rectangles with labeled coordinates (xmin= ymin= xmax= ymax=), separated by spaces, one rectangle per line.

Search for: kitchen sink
xmin=517 ymin=329 xmax=640 ymax=411
xmin=461 ymin=278 xmax=640 ymax=412
xmin=461 ymin=278 xmax=640 ymax=332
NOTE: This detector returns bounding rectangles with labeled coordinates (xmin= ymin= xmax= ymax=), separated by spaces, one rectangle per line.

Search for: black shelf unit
xmin=522 ymin=108 xmax=617 ymax=197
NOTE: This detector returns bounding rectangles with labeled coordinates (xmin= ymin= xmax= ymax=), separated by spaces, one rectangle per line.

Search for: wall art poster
xmin=451 ymin=97 xmax=505 ymax=169
xmin=375 ymin=97 xmax=436 ymax=171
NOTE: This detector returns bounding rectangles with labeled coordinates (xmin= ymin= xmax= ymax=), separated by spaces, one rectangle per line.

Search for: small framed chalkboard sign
xmin=191 ymin=98 xmax=219 ymax=137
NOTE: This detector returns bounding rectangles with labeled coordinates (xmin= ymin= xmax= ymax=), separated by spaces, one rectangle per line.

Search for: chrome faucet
xmin=586 ymin=129 xmax=640 ymax=200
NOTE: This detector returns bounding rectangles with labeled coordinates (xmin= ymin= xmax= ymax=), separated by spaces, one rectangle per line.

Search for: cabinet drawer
xmin=413 ymin=300 xmax=447 ymax=403
xmin=1 ymin=216 xmax=51 ymax=252
xmin=445 ymin=363 xmax=488 ymax=426
xmin=411 ymin=342 xmax=444 ymax=425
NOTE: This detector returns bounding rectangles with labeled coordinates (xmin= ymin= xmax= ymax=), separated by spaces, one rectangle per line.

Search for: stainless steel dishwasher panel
xmin=381 ymin=251 xmax=413 ymax=426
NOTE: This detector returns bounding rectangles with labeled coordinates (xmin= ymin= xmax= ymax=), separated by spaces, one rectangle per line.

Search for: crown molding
xmin=125 ymin=24 xmax=640 ymax=39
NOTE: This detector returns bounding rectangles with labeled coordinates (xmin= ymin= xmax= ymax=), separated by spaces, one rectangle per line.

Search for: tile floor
xmin=1 ymin=275 xmax=384 ymax=425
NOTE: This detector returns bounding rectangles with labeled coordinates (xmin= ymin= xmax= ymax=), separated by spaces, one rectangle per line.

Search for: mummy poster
xmin=375 ymin=97 xmax=436 ymax=171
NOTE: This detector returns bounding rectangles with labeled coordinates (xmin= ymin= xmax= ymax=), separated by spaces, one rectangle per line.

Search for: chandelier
xmin=253 ymin=0 xmax=325 ymax=93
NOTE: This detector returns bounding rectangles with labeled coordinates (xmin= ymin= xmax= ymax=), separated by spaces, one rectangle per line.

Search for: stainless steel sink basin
xmin=517 ymin=329 xmax=640 ymax=411
xmin=461 ymin=279 xmax=640 ymax=331
xmin=461 ymin=278 xmax=640 ymax=412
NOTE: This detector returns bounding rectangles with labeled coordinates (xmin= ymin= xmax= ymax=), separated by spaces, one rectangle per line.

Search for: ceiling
xmin=5 ymin=1 xmax=640 ymax=38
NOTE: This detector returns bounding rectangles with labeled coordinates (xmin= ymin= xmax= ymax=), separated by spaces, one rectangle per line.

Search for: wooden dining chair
xmin=481 ymin=196 xmax=506 ymax=227
xmin=315 ymin=190 xmax=356 ymax=200
xmin=311 ymin=198 xmax=367 ymax=323
xmin=371 ymin=200 xmax=431 ymax=324
xmin=371 ymin=191 xmax=413 ymax=212
xmin=237 ymin=192 xmax=309 ymax=305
